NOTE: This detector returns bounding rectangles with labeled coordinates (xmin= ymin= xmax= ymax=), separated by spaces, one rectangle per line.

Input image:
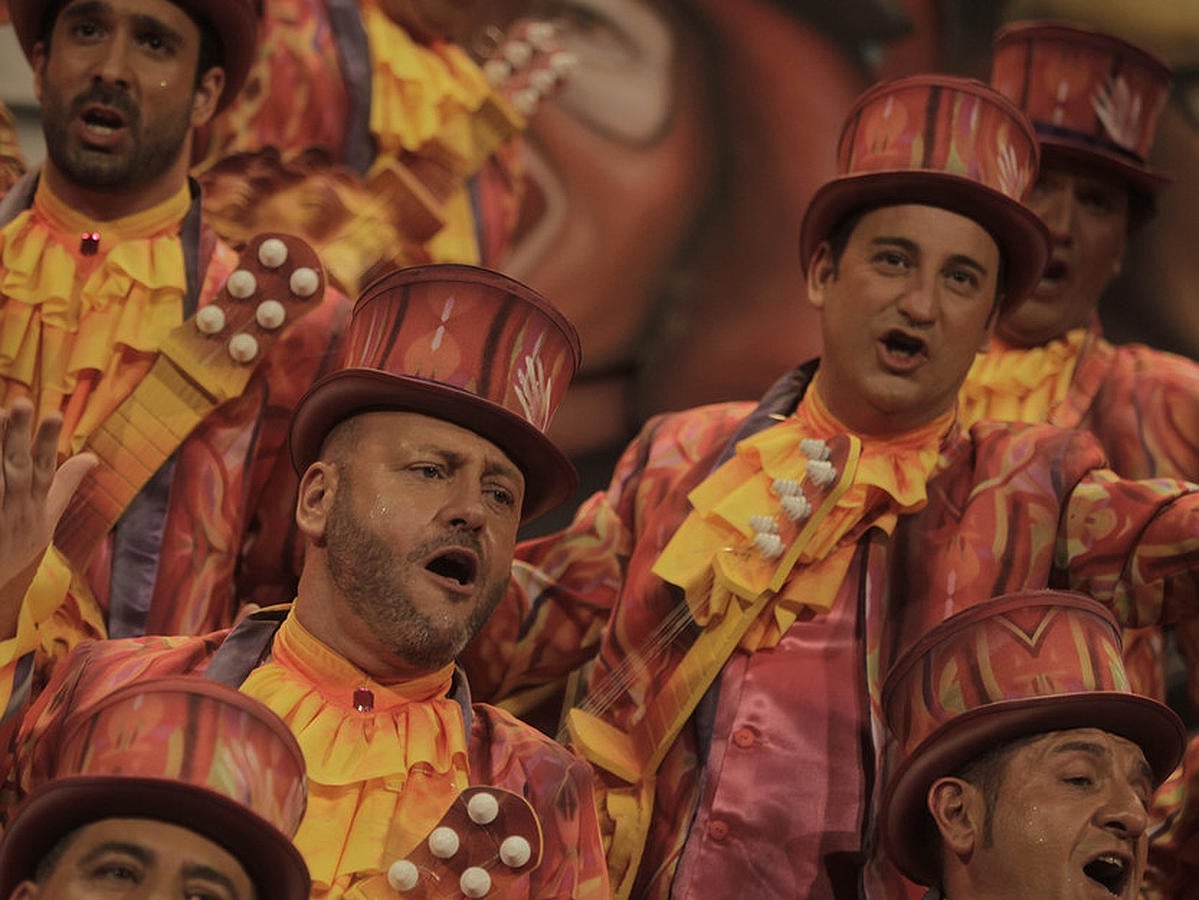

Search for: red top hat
xmin=9 ymin=0 xmax=258 ymax=111
xmin=799 ymin=74 xmax=1050 ymax=309
xmin=880 ymin=591 xmax=1184 ymax=886
xmin=0 ymin=677 xmax=310 ymax=898
xmin=991 ymin=21 xmax=1173 ymax=196
xmin=289 ymin=263 xmax=581 ymax=523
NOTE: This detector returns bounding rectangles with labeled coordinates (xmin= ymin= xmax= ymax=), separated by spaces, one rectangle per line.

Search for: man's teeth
xmin=86 ymin=123 xmax=117 ymax=135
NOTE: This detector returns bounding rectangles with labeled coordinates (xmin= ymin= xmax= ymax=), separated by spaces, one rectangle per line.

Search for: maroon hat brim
xmin=9 ymin=0 xmax=257 ymax=111
xmin=1039 ymin=139 xmax=1173 ymax=198
xmin=882 ymin=690 xmax=1185 ymax=886
xmin=0 ymin=777 xmax=310 ymax=898
xmin=799 ymin=170 xmax=1051 ymax=311
xmin=289 ymin=369 xmax=578 ymax=524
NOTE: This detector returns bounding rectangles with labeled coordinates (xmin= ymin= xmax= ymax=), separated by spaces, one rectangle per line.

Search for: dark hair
xmin=40 ymin=0 xmax=225 ymax=93
xmin=32 ymin=827 xmax=82 ymax=883
xmin=924 ymin=733 xmax=1039 ymax=884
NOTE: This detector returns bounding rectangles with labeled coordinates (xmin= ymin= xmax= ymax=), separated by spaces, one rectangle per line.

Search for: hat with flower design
xmin=799 ymin=74 xmax=1050 ymax=308
xmin=10 ymin=0 xmax=259 ymax=112
xmin=991 ymin=21 xmax=1173 ymax=197
xmin=880 ymin=590 xmax=1184 ymax=886
xmin=289 ymin=263 xmax=581 ymax=522
xmin=0 ymin=676 xmax=310 ymax=898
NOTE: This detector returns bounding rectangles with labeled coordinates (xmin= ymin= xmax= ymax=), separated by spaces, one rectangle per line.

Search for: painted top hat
xmin=0 ymin=676 xmax=310 ymax=898
xmin=10 ymin=0 xmax=258 ymax=111
xmin=799 ymin=74 xmax=1050 ymax=309
xmin=991 ymin=21 xmax=1174 ymax=197
xmin=880 ymin=590 xmax=1185 ymax=886
xmin=289 ymin=263 xmax=581 ymax=523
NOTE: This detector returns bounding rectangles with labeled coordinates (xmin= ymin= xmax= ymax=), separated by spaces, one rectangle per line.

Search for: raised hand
xmin=0 ymin=399 xmax=96 ymax=639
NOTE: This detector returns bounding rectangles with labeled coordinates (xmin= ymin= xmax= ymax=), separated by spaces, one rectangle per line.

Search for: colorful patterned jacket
xmin=464 ymin=360 xmax=1199 ymax=899
xmin=12 ymin=608 xmax=611 ymax=899
xmin=0 ymin=171 xmax=350 ymax=709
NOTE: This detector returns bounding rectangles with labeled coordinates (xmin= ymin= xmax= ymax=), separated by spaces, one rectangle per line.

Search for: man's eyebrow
xmin=59 ymin=1 xmax=186 ymax=46
xmin=78 ymin=840 xmax=152 ymax=866
xmin=183 ymin=862 xmax=244 ymax=899
xmin=869 ymin=236 xmax=920 ymax=255
xmin=1053 ymin=739 xmax=1154 ymax=785
xmin=412 ymin=445 xmax=522 ymax=485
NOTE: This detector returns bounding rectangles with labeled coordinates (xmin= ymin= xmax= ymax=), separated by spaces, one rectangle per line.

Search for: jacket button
xmin=708 ymin=819 xmax=729 ymax=841
xmin=732 ymin=727 xmax=756 ymax=749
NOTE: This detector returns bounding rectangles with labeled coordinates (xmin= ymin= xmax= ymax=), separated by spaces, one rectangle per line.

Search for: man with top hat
xmin=0 ymin=0 xmax=350 ymax=705
xmin=2 ymin=676 xmax=311 ymax=899
xmin=880 ymin=590 xmax=1184 ymax=900
xmin=458 ymin=72 xmax=1199 ymax=899
xmin=957 ymin=20 xmax=1199 ymax=703
xmin=0 ymin=263 xmax=609 ymax=898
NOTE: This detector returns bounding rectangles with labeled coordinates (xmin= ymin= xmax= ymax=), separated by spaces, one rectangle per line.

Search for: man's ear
xmin=190 ymin=66 xmax=225 ymax=128
xmin=30 ymin=42 xmax=48 ymax=103
xmin=11 ymin=880 xmax=40 ymax=898
xmin=806 ymin=242 xmax=836 ymax=310
xmin=296 ymin=461 xmax=338 ymax=545
xmin=928 ymin=776 xmax=983 ymax=859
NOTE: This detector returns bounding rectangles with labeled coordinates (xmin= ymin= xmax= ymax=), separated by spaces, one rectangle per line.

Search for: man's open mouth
xmin=1083 ymin=852 xmax=1130 ymax=896
xmin=425 ymin=549 xmax=479 ymax=587
xmin=1039 ymin=258 xmax=1070 ymax=288
xmin=81 ymin=105 xmax=127 ymax=137
xmin=881 ymin=329 xmax=928 ymax=360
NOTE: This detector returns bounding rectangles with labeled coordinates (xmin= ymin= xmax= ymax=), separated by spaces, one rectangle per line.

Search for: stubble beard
xmin=40 ymin=82 xmax=192 ymax=191
xmin=324 ymin=491 xmax=504 ymax=672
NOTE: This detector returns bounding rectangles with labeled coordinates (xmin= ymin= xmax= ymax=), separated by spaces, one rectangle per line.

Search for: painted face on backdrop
xmin=807 ymin=204 xmax=1000 ymax=436
xmin=498 ymin=0 xmax=715 ymax=387
xmin=321 ymin=412 xmax=524 ymax=676
xmin=954 ymin=727 xmax=1151 ymax=900
xmin=10 ymin=818 xmax=255 ymax=900
xmin=31 ymin=0 xmax=220 ymax=197
xmin=997 ymin=162 xmax=1130 ymax=348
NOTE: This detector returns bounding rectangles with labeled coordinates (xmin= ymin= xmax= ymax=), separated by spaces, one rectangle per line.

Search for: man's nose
xmin=92 ymin=31 xmax=134 ymax=90
xmin=1034 ymin=181 xmax=1076 ymax=243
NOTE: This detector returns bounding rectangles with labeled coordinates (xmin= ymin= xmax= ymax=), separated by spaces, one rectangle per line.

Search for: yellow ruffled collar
xmin=653 ymin=372 xmax=954 ymax=650
xmin=241 ymin=611 xmax=471 ymax=889
xmin=958 ymin=327 xmax=1089 ymax=428
xmin=0 ymin=180 xmax=191 ymax=450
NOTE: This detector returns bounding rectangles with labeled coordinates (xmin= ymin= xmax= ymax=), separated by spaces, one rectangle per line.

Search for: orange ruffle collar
xmin=653 ymin=372 xmax=954 ymax=651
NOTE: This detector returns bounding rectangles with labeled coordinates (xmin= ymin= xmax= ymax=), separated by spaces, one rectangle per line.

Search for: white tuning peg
xmin=806 ymin=459 xmax=837 ymax=488
xmin=428 ymin=826 xmax=459 ymax=859
xmin=289 ymin=267 xmax=319 ymax=298
xmin=386 ymin=859 xmax=419 ymax=891
xmin=499 ymin=835 xmax=532 ymax=868
xmin=225 ymin=269 xmax=257 ymax=299
xmin=799 ymin=438 xmax=830 ymax=461
xmin=196 ymin=305 xmax=226 ymax=335
xmin=257 ymin=238 xmax=289 ymax=269
xmin=754 ymin=532 xmax=785 ymax=560
xmin=467 ymin=792 xmax=500 ymax=825
xmin=460 ymin=867 xmax=492 ymax=898
xmin=228 ymin=333 xmax=259 ymax=363
xmin=256 ymin=300 xmax=285 ymax=330
xmin=781 ymin=495 xmax=812 ymax=522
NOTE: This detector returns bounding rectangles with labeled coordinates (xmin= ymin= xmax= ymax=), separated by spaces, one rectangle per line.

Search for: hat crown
xmin=992 ymin=21 xmax=1173 ymax=169
xmin=883 ymin=591 xmax=1128 ymax=756
xmin=343 ymin=265 xmax=580 ymax=436
xmin=836 ymin=74 xmax=1041 ymax=204
xmin=51 ymin=677 xmax=307 ymax=839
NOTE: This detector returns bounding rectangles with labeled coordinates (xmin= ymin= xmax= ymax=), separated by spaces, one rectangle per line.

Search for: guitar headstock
xmin=383 ymin=786 xmax=543 ymax=898
xmin=480 ymin=19 xmax=577 ymax=119
xmin=164 ymin=232 xmax=326 ymax=400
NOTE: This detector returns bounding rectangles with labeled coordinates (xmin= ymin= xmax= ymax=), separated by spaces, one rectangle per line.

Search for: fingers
xmin=0 ymin=398 xmax=36 ymax=508
xmin=46 ymin=452 xmax=98 ymax=527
